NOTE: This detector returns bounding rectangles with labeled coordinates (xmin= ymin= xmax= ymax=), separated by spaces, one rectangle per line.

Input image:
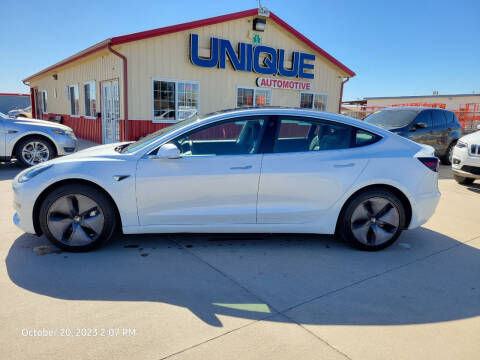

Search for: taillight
xmin=418 ymin=157 xmax=439 ymax=172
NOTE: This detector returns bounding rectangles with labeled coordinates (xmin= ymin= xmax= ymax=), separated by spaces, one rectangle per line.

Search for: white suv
xmin=452 ymin=125 xmax=480 ymax=185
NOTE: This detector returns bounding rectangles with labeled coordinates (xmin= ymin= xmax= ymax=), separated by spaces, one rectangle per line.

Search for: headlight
xmin=456 ymin=141 xmax=467 ymax=148
xmin=17 ymin=164 xmax=53 ymax=183
xmin=53 ymin=129 xmax=77 ymax=139
xmin=65 ymin=130 xmax=77 ymax=139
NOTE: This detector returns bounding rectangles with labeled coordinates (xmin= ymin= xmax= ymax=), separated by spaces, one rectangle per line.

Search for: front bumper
xmin=55 ymin=136 xmax=78 ymax=156
xmin=452 ymin=145 xmax=480 ymax=179
xmin=12 ymin=180 xmax=38 ymax=234
xmin=452 ymin=168 xmax=480 ymax=179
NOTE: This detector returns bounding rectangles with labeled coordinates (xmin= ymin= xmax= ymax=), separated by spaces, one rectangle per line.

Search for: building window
xmin=84 ymin=81 xmax=97 ymax=117
xmin=237 ymin=88 xmax=272 ymax=107
xmin=41 ymin=90 xmax=48 ymax=113
xmin=152 ymin=79 xmax=199 ymax=123
xmin=67 ymin=84 xmax=79 ymax=116
xmin=300 ymin=92 xmax=328 ymax=111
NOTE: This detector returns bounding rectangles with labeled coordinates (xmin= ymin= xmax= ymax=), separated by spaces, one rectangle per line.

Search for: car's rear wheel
xmin=454 ymin=175 xmax=475 ymax=185
xmin=338 ymin=189 xmax=406 ymax=251
xmin=39 ymin=184 xmax=118 ymax=252
xmin=15 ymin=137 xmax=55 ymax=167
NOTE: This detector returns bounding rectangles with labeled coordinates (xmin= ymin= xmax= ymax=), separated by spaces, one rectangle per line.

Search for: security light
xmin=253 ymin=18 xmax=266 ymax=32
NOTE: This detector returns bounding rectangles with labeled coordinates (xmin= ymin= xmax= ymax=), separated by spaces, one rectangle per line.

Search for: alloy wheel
xmin=47 ymin=194 xmax=104 ymax=246
xmin=350 ymin=197 xmax=400 ymax=246
xmin=22 ymin=141 xmax=50 ymax=165
xmin=448 ymin=145 xmax=454 ymax=164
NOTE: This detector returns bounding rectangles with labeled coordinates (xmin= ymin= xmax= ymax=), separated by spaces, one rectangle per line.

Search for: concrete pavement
xmin=0 ymin=155 xmax=479 ymax=360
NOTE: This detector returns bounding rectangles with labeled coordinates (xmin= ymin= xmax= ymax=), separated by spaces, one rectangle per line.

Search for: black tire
xmin=337 ymin=188 xmax=406 ymax=251
xmin=454 ymin=175 xmax=475 ymax=185
xmin=39 ymin=184 xmax=118 ymax=252
xmin=440 ymin=141 xmax=456 ymax=165
xmin=15 ymin=136 xmax=56 ymax=167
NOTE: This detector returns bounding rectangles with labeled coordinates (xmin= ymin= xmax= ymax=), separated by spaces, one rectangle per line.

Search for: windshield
xmin=364 ymin=109 xmax=420 ymax=129
xmin=121 ymin=116 xmax=201 ymax=153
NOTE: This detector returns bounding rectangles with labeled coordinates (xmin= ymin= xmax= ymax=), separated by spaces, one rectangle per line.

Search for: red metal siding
xmin=42 ymin=113 xmax=103 ymax=143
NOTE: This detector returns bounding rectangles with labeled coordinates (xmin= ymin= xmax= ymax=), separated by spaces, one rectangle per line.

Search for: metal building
xmin=23 ymin=8 xmax=355 ymax=143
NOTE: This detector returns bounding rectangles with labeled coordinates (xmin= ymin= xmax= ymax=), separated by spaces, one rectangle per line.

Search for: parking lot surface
xmin=1 ymin=148 xmax=479 ymax=359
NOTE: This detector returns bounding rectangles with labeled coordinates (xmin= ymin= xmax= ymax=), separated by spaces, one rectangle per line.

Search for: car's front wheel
xmin=338 ymin=189 xmax=406 ymax=251
xmin=441 ymin=141 xmax=456 ymax=165
xmin=454 ymin=175 xmax=475 ymax=185
xmin=15 ymin=137 xmax=55 ymax=167
xmin=39 ymin=184 xmax=118 ymax=252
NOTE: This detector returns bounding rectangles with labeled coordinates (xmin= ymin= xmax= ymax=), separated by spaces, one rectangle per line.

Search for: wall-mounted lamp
xmin=52 ymin=74 xmax=58 ymax=80
xmin=253 ymin=18 xmax=266 ymax=32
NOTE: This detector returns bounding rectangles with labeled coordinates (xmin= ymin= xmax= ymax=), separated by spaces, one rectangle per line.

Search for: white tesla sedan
xmin=12 ymin=108 xmax=441 ymax=252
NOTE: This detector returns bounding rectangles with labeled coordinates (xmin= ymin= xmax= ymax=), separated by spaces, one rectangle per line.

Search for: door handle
xmin=230 ymin=165 xmax=253 ymax=170
xmin=333 ymin=163 xmax=355 ymax=168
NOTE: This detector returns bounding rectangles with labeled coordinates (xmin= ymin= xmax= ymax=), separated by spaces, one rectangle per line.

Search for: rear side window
xmin=355 ymin=129 xmax=381 ymax=147
xmin=443 ymin=111 xmax=457 ymax=125
xmin=274 ymin=118 xmax=353 ymax=153
xmin=272 ymin=117 xmax=380 ymax=153
xmin=432 ymin=110 xmax=447 ymax=128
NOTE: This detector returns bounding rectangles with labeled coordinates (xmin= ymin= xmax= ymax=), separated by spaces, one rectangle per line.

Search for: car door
xmin=409 ymin=110 xmax=435 ymax=147
xmin=257 ymin=116 xmax=370 ymax=224
xmin=431 ymin=109 xmax=449 ymax=153
xmin=135 ymin=116 xmax=268 ymax=225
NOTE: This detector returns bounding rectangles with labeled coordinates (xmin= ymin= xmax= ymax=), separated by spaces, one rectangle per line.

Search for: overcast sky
xmin=1 ymin=0 xmax=478 ymax=100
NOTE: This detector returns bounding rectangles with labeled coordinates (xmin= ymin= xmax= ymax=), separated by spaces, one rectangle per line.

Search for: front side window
xmin=414 ymin=110 xmax=432 ymax=128
xmin=300 ymin=93 xmax=327 ymax=111
xmin=68 ymin=84 xmax=79 ymax=116
xmin=172 ymin=117 xmax=265 ymax=156
xmin=153 ymin=79 xmax=199 ymax=123
xmin=273 ymin=117 xmax=379 ymax=153
xmin=84 ymin=81 xmax=97 ymax=117
xmin=237 ymin=88 xmax=272 ymax=107
xmin=41 ymin=90 xmax=47 ymax=113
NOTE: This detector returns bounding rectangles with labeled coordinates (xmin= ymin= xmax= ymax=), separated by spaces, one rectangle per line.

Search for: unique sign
xmin=190 ymin=34 xmax=316 ymax=79
xmin=256 ymin=77 xmax=312 ymax=91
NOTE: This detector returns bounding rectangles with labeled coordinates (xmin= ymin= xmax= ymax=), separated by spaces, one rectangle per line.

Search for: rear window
xmin=365 ymin=109 xmax=421 ymax=129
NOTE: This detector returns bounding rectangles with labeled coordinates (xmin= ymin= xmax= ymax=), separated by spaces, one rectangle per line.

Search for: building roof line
xmin=0 ymin=93 xmax=30 ymax=97
xmin=365 ymin=94 xmax=480 ymax=100
xmin=23 ymin=8 xmax=355 ymax=83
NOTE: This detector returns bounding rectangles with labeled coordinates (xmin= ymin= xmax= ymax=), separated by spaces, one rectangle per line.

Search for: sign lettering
xmin=190 ymin=34 xmax=315 ymax=79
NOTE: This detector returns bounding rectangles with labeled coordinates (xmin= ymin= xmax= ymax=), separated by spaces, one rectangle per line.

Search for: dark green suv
xmin=364 ymin=107 xmax=462 ymax=164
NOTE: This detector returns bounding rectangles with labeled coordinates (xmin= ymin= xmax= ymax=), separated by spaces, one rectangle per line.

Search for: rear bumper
xmin=408 ymin=190 xmax=441 ymax=229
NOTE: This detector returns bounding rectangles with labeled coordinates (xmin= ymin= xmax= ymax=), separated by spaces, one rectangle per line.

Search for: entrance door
xmin=0 ymin=116 xmax=5 ymax=157
xmin=33 ymin=88 xmax=42 ymax=119
xmin=101 ymin=80 xmax=120 ymax=143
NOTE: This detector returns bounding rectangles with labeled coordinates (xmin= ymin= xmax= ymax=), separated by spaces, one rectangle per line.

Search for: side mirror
xmin=410 ymin=122 xmax=427 ymax=131
xmin=156 ymin=143 xmax=181 ymax=159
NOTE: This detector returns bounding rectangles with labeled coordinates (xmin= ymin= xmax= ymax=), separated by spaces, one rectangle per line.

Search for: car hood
xmin=6 ymin=117 xmax=73 ymax=131
xmin=47 ymin=142 xmax=131 ymax=164
xmin=459 ymin=131 xmax=480 ymax=144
